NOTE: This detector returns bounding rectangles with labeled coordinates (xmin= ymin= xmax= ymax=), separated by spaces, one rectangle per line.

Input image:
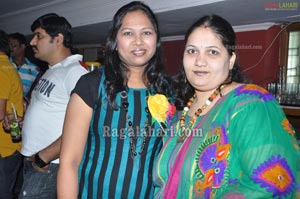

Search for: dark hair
xmin=31 ymin=13 xmax=73 ymax=49
xmin=174 ymin=14 xmax=245 ymax=109
xmin=0 ymin=30 xmax=10 ymax=55
xmin=105 ymin=1 xmax=173 ymax=109
xmin=8 ymin=32 xmax=26 ymax=45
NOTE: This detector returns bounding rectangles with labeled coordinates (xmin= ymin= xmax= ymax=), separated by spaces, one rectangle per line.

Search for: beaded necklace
xmin=177 ymin=84 xmax=226 ymax=143
xmin=120 ymin=90 xmax=150 ymax=159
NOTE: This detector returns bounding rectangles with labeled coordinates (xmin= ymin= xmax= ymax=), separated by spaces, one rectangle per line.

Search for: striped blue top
xmin=10 ymin=57 xmax=39 ymax=96
xmin=73 ymin=71 xmax=163 ymax=199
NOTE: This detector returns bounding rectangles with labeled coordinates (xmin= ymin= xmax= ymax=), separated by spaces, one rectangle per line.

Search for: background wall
xmin=161 ymin=40 xmax=185 ymax=76
xmin=236 ymin=25 xmax=281 ymax=87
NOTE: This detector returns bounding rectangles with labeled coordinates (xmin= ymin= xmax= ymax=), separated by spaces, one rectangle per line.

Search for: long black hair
xmin=105 ymin=1 xmax=173 ymax=109
xmin=174 ymin=14 xmax=245 ymax=109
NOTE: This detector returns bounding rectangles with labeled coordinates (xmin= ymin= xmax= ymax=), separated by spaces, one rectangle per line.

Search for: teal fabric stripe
xmin=102 ymin=95 xmax=121 ymax=198
xmin=126 ymin=88 xmax=140 ymax=197
xmin=81 ymin=133 xmax=95 ymax=198
xmin=114 ymin=89 xmax=131 ymax=198
xmin=92 ymin=99 xmax=107 ymax=198
xmin=140 ymin=122 xmax=158 ymax=198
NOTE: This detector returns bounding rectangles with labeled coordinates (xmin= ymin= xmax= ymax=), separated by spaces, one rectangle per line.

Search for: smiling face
xmin=116 ymin=10 xmax=157 ymax=70
xmin=183 ymin=26 xmax=236 ymax=92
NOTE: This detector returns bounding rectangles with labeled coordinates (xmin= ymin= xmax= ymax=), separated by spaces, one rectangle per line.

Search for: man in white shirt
xmin=18 ymin=13 xmax=87 ymax=198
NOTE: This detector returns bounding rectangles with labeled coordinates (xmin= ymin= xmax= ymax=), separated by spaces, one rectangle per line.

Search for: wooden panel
xmin=282 ymin=106 xmax=300 ymax=117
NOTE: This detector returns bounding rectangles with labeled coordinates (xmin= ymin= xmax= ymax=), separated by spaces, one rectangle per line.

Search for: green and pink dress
xmin=153 ymin=84 xmax=299 ymax=199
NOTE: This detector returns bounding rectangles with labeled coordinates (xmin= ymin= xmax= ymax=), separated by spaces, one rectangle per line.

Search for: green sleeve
xmin=219 ymin=100 xmax=299 ymax=198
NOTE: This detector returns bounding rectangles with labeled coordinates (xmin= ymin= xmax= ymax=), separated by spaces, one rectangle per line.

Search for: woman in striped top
xmin=57 ymin=1 xmax=174 ymax=199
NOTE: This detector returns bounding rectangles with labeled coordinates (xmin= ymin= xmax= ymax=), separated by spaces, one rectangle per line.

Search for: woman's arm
xmin=57 ymin=93 xmax=93 ymax=199
xmin=220 ymin=101 xmax=299 ymax=198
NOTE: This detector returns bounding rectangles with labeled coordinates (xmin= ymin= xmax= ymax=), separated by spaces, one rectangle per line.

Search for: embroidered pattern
xmin=194 ymin=125 xmax=230 ymax=198
xmin=250 ymin=155 xmax=295 ymax=198
xmin=235 ymin=84 xmax=275 ymax=101
xmin=281 ymin=118 xmax=295 ymax=136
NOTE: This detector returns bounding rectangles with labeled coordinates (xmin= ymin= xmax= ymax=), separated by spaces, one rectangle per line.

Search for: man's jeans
xmin=18 ymin=158 xmax=58 ymax=199
xmin=0 ymin=150 xmax=23 ymax=199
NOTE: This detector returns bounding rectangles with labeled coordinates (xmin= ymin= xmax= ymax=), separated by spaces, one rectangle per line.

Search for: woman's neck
xmin=127 ymin=67 xmax=147 ymax=88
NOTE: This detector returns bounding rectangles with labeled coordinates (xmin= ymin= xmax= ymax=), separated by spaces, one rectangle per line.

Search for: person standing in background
xmin=57 ymin=1 xmax=174 ymax=198
xmin=4 ymin=13 xmax=87 ymax=199
xmin=8 ymin=33 xmax=47 ymax=198
xmin=0 ymin=29 xmax=24 ymax=199
xmin=8 ymin=33 xmax=39 ymax=97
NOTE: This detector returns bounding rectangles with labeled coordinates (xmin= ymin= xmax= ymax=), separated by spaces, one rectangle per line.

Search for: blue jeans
xmin=0 ymin=150 xmax=23 ymax=199
xmin=18 ymin=158 xmax=58 ymax=199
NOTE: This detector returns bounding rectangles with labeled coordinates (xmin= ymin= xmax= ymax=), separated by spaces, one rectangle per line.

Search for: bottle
xmin=10 ymin=103 xmax=21 ymax=143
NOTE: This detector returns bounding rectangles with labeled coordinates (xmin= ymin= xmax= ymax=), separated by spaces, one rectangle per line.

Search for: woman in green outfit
xmin=153 ymin=15 xmax=299 ymax=199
